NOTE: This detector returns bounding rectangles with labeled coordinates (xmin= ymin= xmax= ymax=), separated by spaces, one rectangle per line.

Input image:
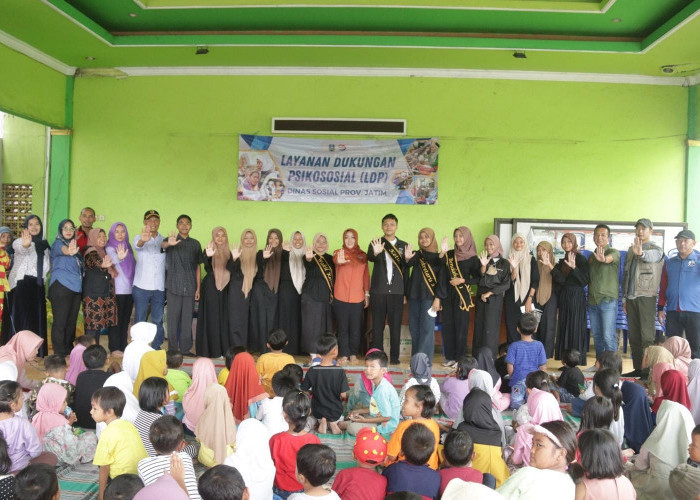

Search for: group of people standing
xmin=0 ymin=208 xmax=698 ymax=372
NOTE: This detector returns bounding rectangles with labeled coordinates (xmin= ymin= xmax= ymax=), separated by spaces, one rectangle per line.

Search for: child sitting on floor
xmin=572 ymin=429 xmax=635 ymax=499
xmin=506 ymin=313 xmax=547 ymax=409
xmin=301 ymin=334 xmax=349 ymax=434
xmin=572 ymin=350 xmax=622 ymax=417
xmin=14 ymin=463 xmax=60 ymax=500
xmin=91 ymin=387 xmax=148 ymax=500
xmin=439 ymin=355 xmax=478 ymax=421
xmin=388 ymin=385 xmax=441 ymax=470
xmin=31 ymin=383 xmax=97 ymax=465
xmin=217 ymin=346 xmax=244 ymax=386
xmin=257 ymin=330 xmax=296 ymax=397
xmin=399 ymin=353 xmax=441 ymax=409
xmin=258 ymin=371 xmax=296 ymax=435
xmin=339 ymin=350 xmax=400 ymax=440
xmin=198 ymin=465 xmax=249 ymax=500
xmin=332 ymin=426 xmax=388 ymax=500
xmin=104 ymin=474 xmax=144 ymax=500
xmin=65 ymin=334 xmax=97 ymax=386
xmin=137 ymin=415 xmax=200 ymax=499
xmin=269 ymin=391 xmax=321 ymax=499
xmin=281 ymin=363 xmax=304 ymax=389
xmin=592 ymin=368 xmax=625 ymax=448
xmin=164 ymin=350 xmax=192 ymax=406
xmin=0 ymin=381 xmax=57 ymax=474
xmin=382 ymin=422 xmax=440 ymax=499
xmin=195 ymin=384 xmax=237 ymax=467
xmin=289 ymin=444 xmax=340 ymax=500
xmin=551 ymin=349 xmax=585 ymax=403
xmin=439 ymin=430 xmax=484 ymax=496
xmin=27 ymin=354 xmax=75 ymax=417
xmin=73 ymin=345 xmax=110 ymax=429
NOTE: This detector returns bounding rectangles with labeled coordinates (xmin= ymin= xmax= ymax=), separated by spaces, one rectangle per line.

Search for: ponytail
xmin=593 ymin=368 xmax=622 ymax=422
xmin=282 ymin=391 xmax=311 ymax=432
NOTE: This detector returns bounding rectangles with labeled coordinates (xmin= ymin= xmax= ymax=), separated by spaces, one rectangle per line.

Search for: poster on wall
xmin=237 ymin=134 xmax=438 ymax=204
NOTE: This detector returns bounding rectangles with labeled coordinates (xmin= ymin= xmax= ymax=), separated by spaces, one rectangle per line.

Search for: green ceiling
xmin=1 ymin=0 xmax=700 ymax=76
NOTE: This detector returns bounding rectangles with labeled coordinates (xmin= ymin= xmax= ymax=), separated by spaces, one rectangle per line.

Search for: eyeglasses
xmin=63 ymin=227 xmax=76 ymax=231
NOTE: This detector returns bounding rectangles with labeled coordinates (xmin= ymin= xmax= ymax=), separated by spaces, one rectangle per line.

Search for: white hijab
xmin=224 ymin=419 xmax=275 ymax=500
xmin=0 ymin=361 xmax=18 ymax=382
xmin=509 ymin=233 xmax=532 ymax=303
xmin=288 ymin=231 xmax=306 ymax=294
xmin=643 ymin=399 xmax=695 ymax=466
xmin=95 ymin=371 xmax=140 ymax=438
xmin=122 ymin=322 xmax=156 ymax=382
xmin=688 ymin=359 xmax=700 ymax=424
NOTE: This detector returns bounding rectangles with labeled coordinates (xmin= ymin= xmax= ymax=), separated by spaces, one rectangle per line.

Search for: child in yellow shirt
xmin=256 ymin=329 xmax=295 ymax=397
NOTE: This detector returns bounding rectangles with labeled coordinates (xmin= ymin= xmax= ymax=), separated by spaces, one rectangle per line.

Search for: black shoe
xmin=390 ymin=359 xmax=400 ymax=365
xmin=622 ymin=369 xmax=642 ymax=378
xmin=182 ymin=351 xmax=196 ymax=357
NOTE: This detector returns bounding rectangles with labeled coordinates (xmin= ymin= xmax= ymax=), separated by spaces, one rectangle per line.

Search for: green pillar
xmin=47 ymin=75 xmax=73 ymax=239
xmin=688 ymin=85 xmax=700 ymax=232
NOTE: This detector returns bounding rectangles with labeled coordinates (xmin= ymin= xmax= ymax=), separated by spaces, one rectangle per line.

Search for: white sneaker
xmin=582 ymin=365 xmax=597 ymax=374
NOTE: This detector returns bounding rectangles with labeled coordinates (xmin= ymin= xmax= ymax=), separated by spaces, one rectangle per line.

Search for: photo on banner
xmin=236 ymin=134 xmax=439 ymax=204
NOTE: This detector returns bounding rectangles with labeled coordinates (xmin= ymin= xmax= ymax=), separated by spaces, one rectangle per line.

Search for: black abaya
xmin=227 ymin=258 xmax=250 ymax=348
xmin=12 ymin=278 xmax=47 ymax=357
xmin=195 ymin=256 xmax=230 ymax=358
xmin=504 ymin=256 xmax=540 ymax=344
xmin=248 ymin=251 xmax=278 ymax=353
xmin=278 ymin=251 xmax=302 ymax=355
xmin=440 ymin=254 xmax=481 ymax=361
xmin=552 ymin=253 xmax=589 ymax=365
xmin=472 ymin=258 xmax=510 ymax=356
xmin=300 ymin=254 xmax=334 ymax=355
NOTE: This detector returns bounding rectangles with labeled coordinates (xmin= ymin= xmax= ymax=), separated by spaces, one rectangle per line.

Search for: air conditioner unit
xmin=271 ymin=117 xmax=406 ymax=136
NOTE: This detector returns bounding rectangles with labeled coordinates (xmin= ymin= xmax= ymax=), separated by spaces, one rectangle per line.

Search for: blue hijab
xmin=621 ymin=380 xmax=654 ymax=453
xmin=55 ymin=219 xmax=83 ymax=274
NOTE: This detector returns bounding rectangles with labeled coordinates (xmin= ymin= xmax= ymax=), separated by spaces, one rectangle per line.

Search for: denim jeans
xmin=510 ymin=379 xmax=527 ymax=409
xmin=588 ymin=298 xmax=618 ymax=355
xmin=409 ymin=298 xmax=436 ymax=358
xmin=132 ymin=286 xmax=165 ymax=349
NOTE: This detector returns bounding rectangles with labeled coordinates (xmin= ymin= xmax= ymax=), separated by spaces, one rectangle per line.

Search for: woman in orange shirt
xmin=333 ymin=228 xmax=370 ymax=365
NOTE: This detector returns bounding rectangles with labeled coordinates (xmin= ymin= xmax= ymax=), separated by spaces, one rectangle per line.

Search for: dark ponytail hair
xmin=0 ymin=434 xmax=11 ymax=474
xmin=408 ymin=385 xmax=436 ymax=419
xmin=456 ymin=356 xmax=478 ymax=381
xmin=579 ymin=396 xmax=614 ymax=432
xmin=593 ymin=368 xmax=622 ymax=421
xmin=0 ymin=381 xmax=20 ymax=414
xmin=282 ymin=391 xmax=311 ymax=432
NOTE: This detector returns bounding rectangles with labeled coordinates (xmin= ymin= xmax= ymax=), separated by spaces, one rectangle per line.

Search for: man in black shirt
xmin=164 ymin=215 xmax=201 ymax=356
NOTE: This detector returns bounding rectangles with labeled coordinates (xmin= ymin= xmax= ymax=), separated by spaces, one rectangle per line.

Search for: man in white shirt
xmin=133 ymin=210 xmax=167 ymax=350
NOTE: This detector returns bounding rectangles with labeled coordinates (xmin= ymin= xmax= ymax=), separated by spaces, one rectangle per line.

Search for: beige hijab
xmin=509 ymin=233 xmax=531 ymax=302
xmin=195 ymin=384 xmax=237 ymax=465
xmin=211 ymin=227 xmax=231 ymax=291
xmin=536 ymin=241 xmax=555 ymax=305
xmin=239 ymin=229 xmax=257 ymax=298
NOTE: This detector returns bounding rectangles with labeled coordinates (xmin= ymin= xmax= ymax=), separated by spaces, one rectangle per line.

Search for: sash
xmin=314 ymin=254 xmax=334 ymax=302
xmin=446 ymin=250 xmax=474 ymax=311
xmin=381 ymin=238 xmax=403 ymax=279
xmin=418 ymin=253 xmax=438 ymax=297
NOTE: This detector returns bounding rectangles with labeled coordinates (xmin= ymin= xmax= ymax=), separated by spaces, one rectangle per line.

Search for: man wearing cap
xmin=621 ymin=218 xmax=664 ymax=377
xmin=75 ymin=207 xmax=96 ymax=255
xmin=133 ymin=210 xmax=167 ymax=350
xmin=659 ymin=229 xmax=700 ymax=358
xmin=164 ymin=214 xmax=201 ymax=356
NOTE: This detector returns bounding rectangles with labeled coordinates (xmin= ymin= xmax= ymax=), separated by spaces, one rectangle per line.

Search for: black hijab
xmin=475 ymin=347 xmax=500 ymax=386
xmin=456 ymin=388 xmax=502 ymax=447
xmin=23 ymin=215 xmax=49 ymax=285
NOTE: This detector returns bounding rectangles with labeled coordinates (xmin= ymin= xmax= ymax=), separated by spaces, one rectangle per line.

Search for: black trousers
xmin=13 ymin=277 xmax=48 ymax=357
xmin=534 ymin=296 xmax=558 ymax=358
xmin=370 ymin=293 xmax=404 ymax=362
xmin=667 ymin=310 xmax=700 ymax=359
xmin=504 ymin=286 xmax=523 ymax=344
xmin=108 ymin=294 xmax=133 ymax=352
xmin=48 ymin=281 xmax=82 ymax=357
xmin=334 ymin=299 xmax=364 ymax=358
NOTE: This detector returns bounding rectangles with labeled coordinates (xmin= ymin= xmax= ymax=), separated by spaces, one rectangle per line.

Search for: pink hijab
xmin=65 ymin=344 xmax=87 ymax=385
xmin=361 ymin=348 xmax=393 ymax=396
xmin=31 ymin=384 xmax=68 ymax=440
xmin=484 ymin=235 xmax=504 ymax=259
xmin=511 ymin=389 xmax=563 ymax=466
xmin=663 ymin=337 xmax=692 ymax=377
xmin=182 ymin=358 xmax=217 ymax=432
xmin=0 ymin=330 xmax=43 ymax=375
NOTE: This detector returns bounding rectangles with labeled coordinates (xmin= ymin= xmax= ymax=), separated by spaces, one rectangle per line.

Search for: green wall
xmin=2 ymin=114 xmax=47 ymax=218
xmin=69 ymin=75 xmax=687 ymax=250
xmin=0 ymin=43 xmax=67 ymax=128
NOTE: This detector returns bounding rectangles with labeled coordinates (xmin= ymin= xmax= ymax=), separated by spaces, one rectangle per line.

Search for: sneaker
xmin=582 ymin=365 xmax=598 ymax=374
xmin=622 ymin=369 xmax=643 ymax=378
xmin=442 ymin=360 xmax=454 ymax=367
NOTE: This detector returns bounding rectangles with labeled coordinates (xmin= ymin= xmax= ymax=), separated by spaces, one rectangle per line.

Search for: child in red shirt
xmin=269 ymin=391 xmax=320 ymax=498
xmin=439 ymin=429 xmax=483 ymax=496
xmin=332 ymin=426 xmax=388 ymax=500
